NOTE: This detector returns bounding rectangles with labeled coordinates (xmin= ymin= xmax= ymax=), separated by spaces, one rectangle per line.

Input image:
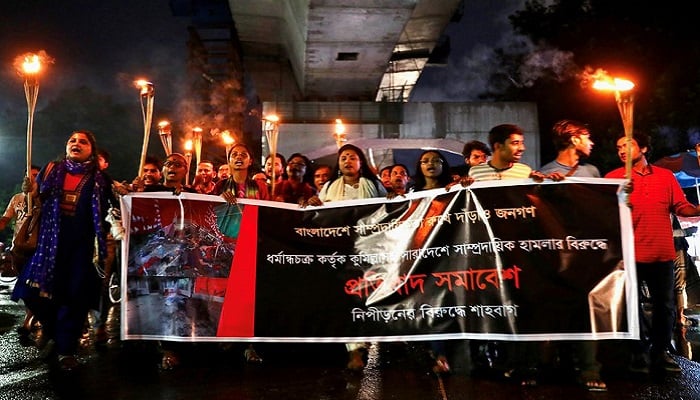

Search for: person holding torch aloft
xmin=605 ymin=131 xmax=700 ymax=376
xmin=12 ymin=130 xmax=116 ymax=372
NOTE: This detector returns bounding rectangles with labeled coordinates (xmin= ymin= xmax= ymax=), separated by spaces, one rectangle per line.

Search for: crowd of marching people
xmin=2 ymin=120 xmax=698 ymax=393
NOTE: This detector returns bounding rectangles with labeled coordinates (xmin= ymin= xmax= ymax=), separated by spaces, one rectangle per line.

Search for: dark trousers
xmin=24 ymin=296 xmax=89 ymax=356
xmin=636 ymin=261 xmax=675 ymax=358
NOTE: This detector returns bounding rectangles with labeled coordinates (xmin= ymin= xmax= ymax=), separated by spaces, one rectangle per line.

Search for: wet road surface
xmin=2 ymin=279 xmax=700 ymax=400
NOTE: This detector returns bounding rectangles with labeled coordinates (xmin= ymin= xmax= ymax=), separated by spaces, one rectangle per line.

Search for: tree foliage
xmin=489 ymin=0 xmax=700 ymax=172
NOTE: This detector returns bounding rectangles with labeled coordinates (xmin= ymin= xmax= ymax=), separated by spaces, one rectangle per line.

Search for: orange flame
xmin=13 ymin=50 xmax=54 ymax=78
xmin=221 ymin=131 xmax=235 ymax=145
xmin=585 ymin=67 xmax=634 ymax=92
xmin=134 ymin=79 xmax=154 ymax=96
xmin=184 ymin=139 xmax=193 ymax=152
xmin=263 ymin=114 xmax=279 ymax=123
xmin=593 ymin=77 xmax=634 ymax=92
xmin=262 ymin=114 xmax=280 ymax=134
xmin=334 ymin=118 xmax=345 ymax=135
xmin=22 ymin=55 xmax=41 ymax=74
xmin=157 ymin=120 xmax=171 ymax=133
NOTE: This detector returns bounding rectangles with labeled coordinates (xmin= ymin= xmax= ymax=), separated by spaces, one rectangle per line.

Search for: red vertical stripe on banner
xmin=217 ymin=205 xmax=258 ymax=337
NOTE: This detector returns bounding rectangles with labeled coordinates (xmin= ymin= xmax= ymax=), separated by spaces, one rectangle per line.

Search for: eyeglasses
xmin=420 ymin=159 xmax=443 ymax=165
xmin=288 ymin=162 xmax=306 ymax=167
xmin=164 ymin=161 xmax=186 ymax=168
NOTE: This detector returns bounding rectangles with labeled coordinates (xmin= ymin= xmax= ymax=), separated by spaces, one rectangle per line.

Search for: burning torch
xmin=158 ymin=120 xmax=172 ymax=156
xmin=592 ymin=72 xmax=635 ymax=179
xmin=14 ymin=50 xmax=53 ymax=216
xmin=192 ymin=127 xmax=203 ymax=167
xmin=184 ymin=139 xmax=193 ymax=186
xmin=333 ymin=118 xmax=347 ymax=149
xmin=262 ymin=115 xmax=280 ymax=196
xmin=221 ymin=130 xmax=235 ymax=158
xmin=135 ymin=79 xmax=155 ymax=177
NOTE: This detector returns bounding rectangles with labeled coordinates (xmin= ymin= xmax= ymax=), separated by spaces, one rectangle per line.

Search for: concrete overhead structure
xmin=227 ymin=0 xmax=540 ymax=169
xmin=229 ymin=0 xmax=460 ymax=101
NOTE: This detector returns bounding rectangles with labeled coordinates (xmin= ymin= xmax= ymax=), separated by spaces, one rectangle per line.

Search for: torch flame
xmin=593 ymin=77 xmax=634 ymax=92
xmin=334 ymin=118 xmax=345 ymax=135
xmin=158 ymin=120 xmax=171 ymax=132
xmin=184 ymin=139 xmax=193 ymax=152
xmin=587 ymin=67 xmax=636 ymax=181
xmin=221 ymin=131 xmax=235 ymax=145
xmin=263 ymin=114 xmax=279 ymax=123
xmin=333 ymin=118 xmax=347 ymax=149
xmin=134 ymin=79 xmax=154 ymax=96
xmin=22 ymin=55 xmax=41 ymax=74
xmin=157 ymin=120 xmax=172 ymax=156
xmin=588 ymin=68 xmax=634 ymax=92
xmin=13 ymin=50 xmax=54 ymax=79
xmin=191 ymin=127 xmax=203 ymax=166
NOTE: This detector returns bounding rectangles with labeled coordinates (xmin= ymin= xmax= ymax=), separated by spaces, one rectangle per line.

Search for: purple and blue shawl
xmin=24 ymin=159 xmax=108 ymax=298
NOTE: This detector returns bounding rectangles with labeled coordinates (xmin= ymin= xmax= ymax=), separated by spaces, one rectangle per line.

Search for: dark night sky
xmin=0 ymin=1 xmax=525 ymax=111
xmin=412 ymin=0 xmax=524 ymax=101
xmin=0 ymin=0 xmax=525 ymax=181
xmin=0 ymin=0 xmax=190 ymax=113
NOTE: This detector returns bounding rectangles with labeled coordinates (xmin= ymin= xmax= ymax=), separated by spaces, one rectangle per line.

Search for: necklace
xmin=344 ymin=178 xmax=360 ymax=188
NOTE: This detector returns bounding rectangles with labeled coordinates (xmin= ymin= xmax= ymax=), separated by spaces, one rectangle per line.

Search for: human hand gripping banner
xmin=120 ymin=178 xmax=638 ymax=342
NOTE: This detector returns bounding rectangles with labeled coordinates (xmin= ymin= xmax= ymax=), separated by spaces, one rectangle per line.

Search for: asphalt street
xmin=2 ymin=278 xmax=700 ymax=400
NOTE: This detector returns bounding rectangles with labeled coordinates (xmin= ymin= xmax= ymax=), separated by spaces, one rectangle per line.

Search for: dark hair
xmin=551 ymin=119 xmax=589 ymax=151
xmin=226 ymin=143 xmax=257 ymax=178
xmin=144 ymin=155 xmax=163 ymax=170
xmin=66 ymin=130 xmax=99 ymax=162
xmin=413 ymin=150 xmax=452 ymax=190
xmin=328 ymin=143 xmax=377 ymax=186
xmin=198 ymin=159 xmax=214 ymax=166
xmin=167 ymin=153 xmax=188 ymax=165
xmin=313 ymin=163 xmax=332 ymax=173
xmin=488 ymin=124 xmax=523 ymax=149
xmin=227 ymin=143 xmax=254 ymax=162
xmin=287 ymin=152 xmax=314 ymax=184
xmin=265 ymin=153 xmax=287 ymax=167
xmin=390 ymin=163 xmax=411 ymax=190
xmin=264 ymin=152 xmax=287 ymax=180
xmin=379 ymin=165 xmax=392 ymax=174
xmin=617 ymin=131 xmax=652 ymax=155
xmin=390 ymin=163 xmax=410 ymax=175
xmin=462 ymin=140 xmax=491 ymax=158
xmin=97 ymin=148 xmax=111 ymax=164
